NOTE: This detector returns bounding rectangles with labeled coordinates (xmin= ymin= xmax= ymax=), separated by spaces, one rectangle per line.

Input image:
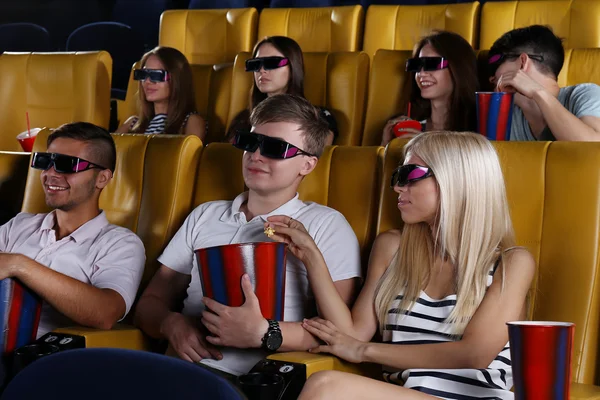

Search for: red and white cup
xmin=16 ymin=128 xmax=42 ymax=152
xmin=393 ymin=120 xmax=423 ymax=138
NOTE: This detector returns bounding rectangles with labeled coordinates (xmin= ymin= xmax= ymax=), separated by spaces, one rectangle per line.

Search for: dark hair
xmin=489 ymin=25 xmax=564 ymax=78
xmin=132 ymin=46 xmax=197 ymax=134
xmin=250 ymin=94 xmax=329 ymax=157
xmin=249 ymin=36 xmax=305 ymax=110
xmin=48 ymin=122 xmax=117 ymax=172
xmin=401 ymin=31 xmax=479 ymax=132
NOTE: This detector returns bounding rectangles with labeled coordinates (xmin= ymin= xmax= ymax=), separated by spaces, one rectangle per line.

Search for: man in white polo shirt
xmin=0 ymin=122 xmax=145 ymax=338
xmin=134 ymin=94 xmax=362 ymax=376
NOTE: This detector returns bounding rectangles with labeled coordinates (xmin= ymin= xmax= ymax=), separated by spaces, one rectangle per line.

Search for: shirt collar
xmin=40 ymin=210 xmax=110 ymax=242
xmin=220 ymin=191 xmax=305 ymax=223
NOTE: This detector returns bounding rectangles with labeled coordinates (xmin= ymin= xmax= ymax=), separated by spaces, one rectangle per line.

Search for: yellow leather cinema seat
xmin=0 ymin=151 xmax=30 ymax=225
xmin=0 ymin=51 xmax=111 ymax=152
xmin=559 ymin=48 xmax=600 ymax=87
xmin=228 ymin=51 xmax=370 ymax=146
xmin=258 ymin=6 xmax=363 ymax=52
xmin=362 ymin=3 xmax=479 ymax=59
xmin=159 ymin=9 xmax=258 ymax=65
xmin=479 ymin=0 xmax=600 ymax=50
xmin=362 ymin=50 xmax=412 ymax=147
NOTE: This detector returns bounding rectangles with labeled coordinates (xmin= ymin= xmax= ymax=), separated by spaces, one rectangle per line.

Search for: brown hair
xmin=401 ymin=31 xmax=479 ymax=132
xmin=249 ymin=36 xmax=305 ymax=110
xmin=132 ymin=46 xmax=196 ymax=134
xmin=250 ymin=94 xmax=328 ymax=157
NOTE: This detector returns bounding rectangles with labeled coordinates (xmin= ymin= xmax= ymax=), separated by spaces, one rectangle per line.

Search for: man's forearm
xmin=133 ymin=295 xmax=174 ymax=339
xmin=534 ymin=90 xmax=600 ymax=141
xmin=278 ymin=321 xmax=320 ymax=352
xmin=12 ymin=255 xmax=125 ymax=330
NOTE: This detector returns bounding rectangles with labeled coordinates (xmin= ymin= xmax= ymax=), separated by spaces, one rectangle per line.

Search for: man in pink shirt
xmin=0 ymin=122 xmax=145 ymax=338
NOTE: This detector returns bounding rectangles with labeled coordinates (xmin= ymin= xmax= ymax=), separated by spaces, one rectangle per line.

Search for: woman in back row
xmin=381 ymin=31 xmax=479 ymax=146
xmin=226 ymin=36 xmax=338 ymax=145
xmin=117 ymin=46 xmax=207 ymax=140
xmin=268 ymin=131 xmax=534 ymax=399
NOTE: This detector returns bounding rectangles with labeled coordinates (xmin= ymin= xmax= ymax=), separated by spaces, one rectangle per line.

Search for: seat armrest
xmin=572 ymin=383 xmax=600 ymax=400
xmin=267 ymin=352 xmax=379 ymax=379
xmin=53 ymin=323 xmax=151 ymax=350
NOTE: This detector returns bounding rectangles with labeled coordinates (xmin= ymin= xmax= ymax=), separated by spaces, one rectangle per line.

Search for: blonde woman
xmin=266 ymin=131 xmax=534 ymax=399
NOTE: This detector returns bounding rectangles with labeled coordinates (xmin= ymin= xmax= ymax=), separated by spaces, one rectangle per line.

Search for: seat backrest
xmin=362 ymin=3 xmax=479 ymax=58
xmin=304 ymin=52 xmax=370 ymax=146
xmin=257 ymin=5 xmax=364 ymax=52
xmin=0 ymin=23 xmax=52 ymax=52
xmin=377 ymin=139 xmax=600 ymax=384
xmin=228 ymin=51 xmax=370 ymax=145
xmin=137 ymin=134 xmax=202 ymax=290
xmin=0 ymin=51 xmax=112 ymax=152
xmin=362 ymin=49 xmax=412 ymax=146
xmin=1 ymin=348 xmax=245 ymax=400
xmin=300 ymin=145 xmax=383 ymax=267
xmin=560 ymin=48 xmax=600 ymax=87
xmin=479 ymin=0 xmax=600 ymax=50
xmin=159 ymin=9 xmax=258 ymax=65
xmin=0 ymin=151 xmax=30 ymax=225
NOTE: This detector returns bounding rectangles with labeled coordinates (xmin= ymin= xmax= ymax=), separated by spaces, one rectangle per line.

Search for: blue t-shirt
xmin=510 ymin=83 xmax=600 ymax=141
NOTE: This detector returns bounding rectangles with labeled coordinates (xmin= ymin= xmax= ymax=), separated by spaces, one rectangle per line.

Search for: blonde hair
xmin=374 ymin=131 xmax=515 ymax=334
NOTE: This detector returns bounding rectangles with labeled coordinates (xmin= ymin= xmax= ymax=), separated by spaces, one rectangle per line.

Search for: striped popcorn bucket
xmin=0 ymin=279 xmax=42 ymax=354
xmin=507 ymin=321 xmax=575 ymax=400
xmin=476 ymin=92 xmax=515 ymax=141
xmin=195 ymin=242 xmax=287 ymax=321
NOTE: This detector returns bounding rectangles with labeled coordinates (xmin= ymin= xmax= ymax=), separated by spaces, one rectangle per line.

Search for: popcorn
xmin=264 ymin=226 xmax=276 ymax=238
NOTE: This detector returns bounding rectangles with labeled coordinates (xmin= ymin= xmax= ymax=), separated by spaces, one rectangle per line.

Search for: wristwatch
xmin=261 ymin=319 xmax=283 ymax=352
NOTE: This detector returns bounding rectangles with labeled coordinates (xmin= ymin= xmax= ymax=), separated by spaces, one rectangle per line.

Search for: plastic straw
xmin=407 ymin=102 xmax=412 ymax=119
xmin=26 ymin=112 xmax=31 ymax=137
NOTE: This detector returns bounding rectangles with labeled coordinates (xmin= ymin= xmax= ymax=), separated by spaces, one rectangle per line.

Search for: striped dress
xmin=130 ymin=112 xmax=199 ymax=134
xmin=382 ymin=268 xmax=513 ymax=399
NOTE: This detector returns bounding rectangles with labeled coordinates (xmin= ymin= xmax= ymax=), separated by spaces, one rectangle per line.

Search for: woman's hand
xmin=302 ymin=318 xmax=367 ymax=364
xmin=382 ymin=115 xmax=413 ymax=146
xmin=265 ymin=215 xmax=321 ymax=265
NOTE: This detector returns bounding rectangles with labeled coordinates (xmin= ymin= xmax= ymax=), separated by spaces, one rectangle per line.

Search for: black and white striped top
xmin=144 ymin=113 xmax=168 ymax=134
xmin=382 ymin=268 xmax=513 ymax=399
xmin=130 ymin=112 xmax=199 ymax=135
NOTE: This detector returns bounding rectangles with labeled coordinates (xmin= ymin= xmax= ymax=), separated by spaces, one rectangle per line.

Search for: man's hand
xmin=496 ymin=69 xmax=545 ymax=98
xmin=161 ymin=312 xmax=222 ymax=363
xmin=202 ymin=274 xmax=269 ymax=349
xmin=0 ymin=253 xmax=20 ymax=280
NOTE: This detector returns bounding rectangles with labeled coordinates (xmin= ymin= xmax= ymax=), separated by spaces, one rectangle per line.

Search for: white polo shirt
xmin=158 ymin=192 xmax=362 ymax=375
xmin=0 ymin=211 xmax=146 ymax=337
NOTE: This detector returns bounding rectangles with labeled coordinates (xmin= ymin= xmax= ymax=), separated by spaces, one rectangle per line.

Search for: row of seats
xmin=2 ymin=131 xmax=600 ymax=387
xmin=0 ymin=47 xmax=597 ymax=152
xmin=118 ymin=47 xmax=600 ymax=146
xmin=155 ymin=1 xmax=600 ymax=68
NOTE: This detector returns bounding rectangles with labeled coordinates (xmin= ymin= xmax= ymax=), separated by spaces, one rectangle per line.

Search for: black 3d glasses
xmin=245 ymin=57 xmax=290 ymax=72
xmin=31 ymin=152 xmax=108 ymax=174
xmin=487 ymin=53 xmax=545 ymax=75
xmin=232 ymin=131 xmax=315 ymax=159
xmin=390 ymin=164 xmax=434 ymax=188
xmin=405 ymin=57 xmax=449 ymax=72
xmin=133 ymin=69 xmax=170 ymax=83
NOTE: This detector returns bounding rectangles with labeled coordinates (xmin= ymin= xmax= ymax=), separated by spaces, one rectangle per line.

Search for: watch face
xmin=266 ymin=331 xmax=283 ymax=351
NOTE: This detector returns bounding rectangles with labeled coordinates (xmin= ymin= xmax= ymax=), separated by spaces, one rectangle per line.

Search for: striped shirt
xmin=129 ymin=112 xmax=199 ymax=135
xmin=382 ymin=268 xmax=513 ymax=399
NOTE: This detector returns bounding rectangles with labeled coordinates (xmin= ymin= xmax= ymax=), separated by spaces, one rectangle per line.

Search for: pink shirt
xmin=0 ymin=211 xmax=145 ymax=337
